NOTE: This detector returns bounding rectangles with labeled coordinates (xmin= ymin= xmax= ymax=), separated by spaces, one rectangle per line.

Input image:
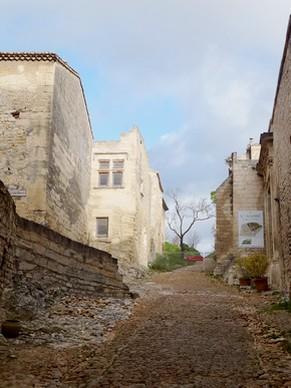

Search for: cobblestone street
xmin=1 ymin=265 xmax=291 ymax=387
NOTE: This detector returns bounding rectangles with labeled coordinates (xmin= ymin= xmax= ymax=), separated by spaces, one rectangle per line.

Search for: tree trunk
xmin=180 ymin=237 xmax=184 ymax=251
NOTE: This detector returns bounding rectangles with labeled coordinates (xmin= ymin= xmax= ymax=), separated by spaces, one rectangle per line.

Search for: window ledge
xmin=95 ymin=237 xmax=111 ymax=243
xmin=93 ymin=186 xmax=124 ymax=189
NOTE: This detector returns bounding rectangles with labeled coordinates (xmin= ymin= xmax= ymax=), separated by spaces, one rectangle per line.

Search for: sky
xmin=1 ymin=0 xmax=291 ymax=253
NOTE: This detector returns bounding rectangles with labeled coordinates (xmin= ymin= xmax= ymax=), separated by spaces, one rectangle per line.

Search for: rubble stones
xmin=1 ymin=266 xmax=291 ymax=387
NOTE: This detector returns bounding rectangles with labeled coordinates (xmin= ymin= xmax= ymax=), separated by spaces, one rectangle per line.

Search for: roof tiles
xmin=0 ymin=52 xmax=79 ymax=77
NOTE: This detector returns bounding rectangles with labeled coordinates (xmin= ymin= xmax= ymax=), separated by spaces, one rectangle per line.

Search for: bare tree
xmin=167 ymin=191 xmax=213 ymax=252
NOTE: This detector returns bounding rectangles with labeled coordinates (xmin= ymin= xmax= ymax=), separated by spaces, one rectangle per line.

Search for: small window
xmin=99 ymin=160 xmax=110 ymax=170
xmin=113 ymin=159 xmax=124 ymax=169
xmin=99 ymin=172 xmax=109 ymax=186
xmin=96 ymin=217 xmax=108 ymax=237
xmin=113 ymin=171 xmax=123 ymax=186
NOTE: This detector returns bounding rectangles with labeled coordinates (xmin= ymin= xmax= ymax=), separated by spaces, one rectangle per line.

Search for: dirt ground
xmin=1 ymin=265 xmax=291 ymax=387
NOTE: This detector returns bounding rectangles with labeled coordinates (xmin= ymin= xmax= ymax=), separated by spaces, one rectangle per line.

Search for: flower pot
xmin=239 ymin=278 xmax=251 ymax=287
xmin=253 ymin=277 xmax=269 ymax=292
xmin=1 ymin=320 xmax=21 ymax=338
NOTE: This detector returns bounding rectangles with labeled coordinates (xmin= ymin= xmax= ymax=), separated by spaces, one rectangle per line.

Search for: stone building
xmin=215 ymin=17 xmax=291 ymax=295
xmin=88 ymin=128 xmax=167 ymax=267
xmin=0 ymin=53 xmax=92 ymax=244
xmin=215 ymin=143 xmax=264 ymax=278
xmin=257 ymin=16 xmax=291 ymax=295
xmin=0 ymin=52 xmax=166 ymax=268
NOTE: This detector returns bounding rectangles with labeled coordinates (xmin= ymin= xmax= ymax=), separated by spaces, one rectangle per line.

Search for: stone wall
xmin=232 ymin=156 xmax=264 ymax=255
xmin=214 ymin=146 xmax=264 ymax=282
xmin=88 ymin=128 xmax=166 ymax=267
xmin=257 ymin=133 xmax=284 ymax=291
xmin=148 ymin=172 xmax=166 ymax=263
xmin=0 ymin=181 xmax=17 ymax=297
xmin=47 ymin=62 xmax=92 ymax=243
xmin=215 ymin=177 xmax=233 ymax=259
xmin=0 ymin=179 xmax=129 ymax=304
xmin=0 ymin=54 xmax=93 ymax=244
xmin=0 ymin=59 xmax=54 ymax=224
xmin=269 ymin=19 xmax=291 ymax=295
xmin=15 ymin=218 xmax=128 ymax=298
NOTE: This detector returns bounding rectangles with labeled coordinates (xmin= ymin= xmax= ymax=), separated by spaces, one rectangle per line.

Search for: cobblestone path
xmin=68 ymin=267 xmax=263 ymax=387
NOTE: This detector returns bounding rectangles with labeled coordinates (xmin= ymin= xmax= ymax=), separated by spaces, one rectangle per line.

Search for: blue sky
xmin=1 ymin=0 xmax=291 ymax=251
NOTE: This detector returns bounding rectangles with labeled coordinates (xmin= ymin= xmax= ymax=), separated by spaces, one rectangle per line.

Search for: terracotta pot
xmin=253 ymin=277 xmax=269 ymax=292
xmin=1 ymin=320 xmax=21 ymax=338
xmin=239 ymin=278 xmax=251 ymax=287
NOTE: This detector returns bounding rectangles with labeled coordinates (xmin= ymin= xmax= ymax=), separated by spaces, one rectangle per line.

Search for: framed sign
xmin=238 ymin=210 xmax=264 ymax=248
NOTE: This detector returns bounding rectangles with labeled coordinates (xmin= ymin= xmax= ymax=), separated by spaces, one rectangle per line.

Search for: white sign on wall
xmin=238 ymin=210 xmax=264 ymax=248
xmin=8 ymin=185 xmax=26 ymax=197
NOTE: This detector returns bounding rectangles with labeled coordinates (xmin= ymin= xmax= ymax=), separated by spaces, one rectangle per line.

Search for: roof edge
xmin=269 ymin=15 xmax=291 ymax=131
xmin=0 ymin=52 xmax=94 ymax=139
xmin=0 ymin=52 xmax=79 ymax=77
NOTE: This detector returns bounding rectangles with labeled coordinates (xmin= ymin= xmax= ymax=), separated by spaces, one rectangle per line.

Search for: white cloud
xmin=1 ymin=0 xmax=291 ymax=251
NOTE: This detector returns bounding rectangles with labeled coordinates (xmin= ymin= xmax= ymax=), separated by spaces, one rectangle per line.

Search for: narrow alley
xmin=2 ymin=265 xmax=291 ymax=387
xmin=75 ymin=267 xmax=291 ymax=388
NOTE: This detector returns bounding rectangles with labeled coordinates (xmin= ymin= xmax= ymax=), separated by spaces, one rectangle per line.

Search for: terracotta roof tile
xmin=0 ymin=52 xmax=79 ymax=77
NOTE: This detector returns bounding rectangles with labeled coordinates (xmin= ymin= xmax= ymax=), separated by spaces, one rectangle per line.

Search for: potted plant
xmin=242 ymin=253 xmax=269 ymax=292
xmin=236 ymin=257 xmax=252 ymax=287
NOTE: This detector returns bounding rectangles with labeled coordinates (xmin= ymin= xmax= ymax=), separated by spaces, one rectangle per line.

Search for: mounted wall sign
xmin=238 ymin=210 xmax=264 ymax=248
xmin=8 ymin=185 xmax=26 ymax=197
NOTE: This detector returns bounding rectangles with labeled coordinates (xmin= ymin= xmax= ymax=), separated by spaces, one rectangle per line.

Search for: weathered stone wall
xmin=88 ymin=128 xmax=165 ymax=267
xmin=148 ymin=172 xmax=165 ymax=263
xmin=232 ymin=156 xmax=264 ymax=255
xmin=0 ymin=59 xmax=54 ymax=224
xmin=257 ymin=134 xmax=284 ymax=291
xmin=0 ymin=54 xmax=93 ymax=245
xmin=88 ymin=130 xmax=137 ymax=264
xmin=15 ymin=218 xmax=128 ymax=298
xmin=0 ymin=179 xmax=129 ymax=304
xmin=215 ymin=149 xmax=264 ymax=261
xmin=0 ymin=181 xmax=16 ymax=297
xmin=134 ymin=129 xmax=153 ymax=266
xmin=269 ymin=25 xmax=291 ymax=295
xmin=47 ymin=62 xmax=92 ymax=243
xmin=215 ymin=176 xmax=233 ymax=260
xmin=214 ymin=146 xmax=264 ymax=283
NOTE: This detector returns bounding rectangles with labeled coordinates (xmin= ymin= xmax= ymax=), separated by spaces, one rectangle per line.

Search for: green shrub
xmin=237 ymin=254 xmax=268 ymax=279
xmin=149 ymin=252 xmax=190 ymax=272
xmin=163 ymin=241 xmax=180 ymax=253
xmin=236 ymin=257 xmax=251 ymax=279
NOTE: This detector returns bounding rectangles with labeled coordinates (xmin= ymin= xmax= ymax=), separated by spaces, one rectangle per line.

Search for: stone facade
xmin=257 ymin=133 xmax=283 ymax=291
xmin=0 ymin=179 xmax=129 ymax=303
xmin=0 ymin=181 xmax=17 ymax=297
xmin=88 ymin=128 xmax=167 ymax=267
xmin=0 ymin=53 xmax=92 ymax=244
xmin=0 ymin=53 xmax=166 ymax=269
xmin=215 ymin=177 xmax=233 ymax=259
xmin=257 ymin=17 xmax=291 ymax=296
xmin=215 ymin=144 xmax=265 ymax=279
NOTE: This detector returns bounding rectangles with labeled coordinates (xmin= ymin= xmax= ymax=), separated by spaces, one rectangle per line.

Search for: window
xmin=97 ymin=158 xmax=125 ymax=188
xmin=96 ymin=217 xmax=109 ymax=237
xmin=112 ymin=159 xmax=124 ymax=186
xmin=99 ymin=160 xmax=110 ymax=170
xmin=113 ymin=171 xmax=123 ymax=186
xmin=99 ymin=172 xmax=109 ymax=186
xmin=113 ymin=159 xmax=124 ymax=169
